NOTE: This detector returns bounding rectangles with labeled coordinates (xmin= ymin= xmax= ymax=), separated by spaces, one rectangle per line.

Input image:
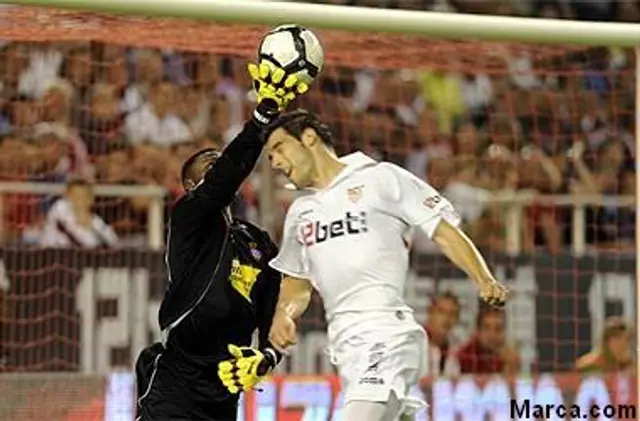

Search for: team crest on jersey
xmin=249 ymin=242 xmax=262 ymax=261
xmin=347 ymin=185 xmax=364 ymax=203
xmin=229 ymin=258 xmax=261 ymax=302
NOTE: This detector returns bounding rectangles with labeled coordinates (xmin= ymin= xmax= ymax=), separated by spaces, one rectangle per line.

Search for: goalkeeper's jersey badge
xmin=249 ymin=242 xmax=262 ymax=261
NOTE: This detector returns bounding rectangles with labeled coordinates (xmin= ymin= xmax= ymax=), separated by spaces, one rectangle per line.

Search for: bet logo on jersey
xmin=299 ymin=211 xmax=368 ymax=246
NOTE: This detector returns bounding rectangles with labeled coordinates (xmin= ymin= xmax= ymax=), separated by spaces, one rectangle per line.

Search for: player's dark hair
xmin=181 ymin=148 xmax=220 ymax=188
xmin=476 ymin=304 xmax=505 ymax=328
xmin=263 ymin=109 xmax=335 ymax=149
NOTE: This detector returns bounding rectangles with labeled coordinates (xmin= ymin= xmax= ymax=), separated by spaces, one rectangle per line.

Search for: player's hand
xmin=268 ymin=311 xmax=297 ymax=353
xmin=217 ymin=345 xmax=276 ymax=394
xmin=248 ymin=60 xmax=309 ymax=112
xmin=478 ymin=279 xmax=509 ymax=307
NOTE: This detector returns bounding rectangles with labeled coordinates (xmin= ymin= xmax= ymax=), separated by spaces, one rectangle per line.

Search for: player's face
xmin=477 ymin=313 xmax=505 ymax=351
xmin=266 ymin=128 xmax=315 ymax=188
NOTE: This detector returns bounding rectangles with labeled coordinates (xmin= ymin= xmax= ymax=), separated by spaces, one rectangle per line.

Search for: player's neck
xmin=310 ymin=152 xmax=346 ymax=190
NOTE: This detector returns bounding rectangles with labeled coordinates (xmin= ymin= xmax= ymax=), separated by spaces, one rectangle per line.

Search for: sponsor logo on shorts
xmin=359 ymin=377 xmax=384 ymax=385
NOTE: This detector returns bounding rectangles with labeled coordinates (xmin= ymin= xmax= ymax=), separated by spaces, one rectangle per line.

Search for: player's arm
xmin=175 ymin=63 xmax=308 ymax=213
xmin=254 ymin=236 xmax=286 ymax=365
xmin=276 ymin=275 xmax=313 ymax=319
xmin=185 ymin=114 xmax=271 ymax=209
xmin=377 ymin=163 xmax=508 ymax=306
xmin=431 ymin=220 xmax=496 ymax=287
xmin=264 ymin=276 xmax=313 ymax=353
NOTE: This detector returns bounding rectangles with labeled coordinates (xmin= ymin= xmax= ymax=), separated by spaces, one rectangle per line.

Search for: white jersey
xmin=269 ymin=152 xmax=461 ymax=349
xmin=40 ymin=199 xmax=119 ymax=248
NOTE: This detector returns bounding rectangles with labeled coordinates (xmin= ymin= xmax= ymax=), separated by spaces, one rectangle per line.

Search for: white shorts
xmin=332 ymin=321 xmax=428 ymax=416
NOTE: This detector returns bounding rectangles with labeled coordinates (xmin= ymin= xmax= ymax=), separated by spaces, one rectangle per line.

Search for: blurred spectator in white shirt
xmin=40 ymin=177 xmax=118 ymax=248
xmin=215 ymin=58 xmax=244 ymax=144
xmin=18 ymin=43 xmax=64 ymax=99
xmin=34 ymin=77 xmax=93 ymax=179
xmin=124 ymin=81 xmax=192 ymax=147
xmin=177 ymin=86 xmax=210 ymax=139
xmin=33 ymin=123 xmax=93 ymax=181
xmin=460 ymin=73 xmax=493 ymax=124
xmin=122 ymin=49 xmax=163 ymax=113
xmin=446 ymin=156 xmax=491 ymax=225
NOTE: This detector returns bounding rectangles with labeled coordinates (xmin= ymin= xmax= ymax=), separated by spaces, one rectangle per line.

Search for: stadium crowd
xmin=425 ymin=292 xmax=636 ymax=376
xmin=0 ymin=0 xmax=635 ymax=254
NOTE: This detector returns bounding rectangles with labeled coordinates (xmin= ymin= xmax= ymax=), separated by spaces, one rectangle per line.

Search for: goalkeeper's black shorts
xmin=135 ymin=344 xmax=239 ymax=421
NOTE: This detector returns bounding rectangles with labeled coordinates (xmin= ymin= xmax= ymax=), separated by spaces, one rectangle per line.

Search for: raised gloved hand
xmin=248 ymin=61 xmax=309 ymax=124
xmin=217 ymin=344 xmax=278 ymax=394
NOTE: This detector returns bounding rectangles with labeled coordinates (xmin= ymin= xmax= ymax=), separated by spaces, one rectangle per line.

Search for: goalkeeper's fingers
xmin=247 ymin=62 xmax=260 ymax=81
xmin=228 ymin=344 xmax=243 ymax=358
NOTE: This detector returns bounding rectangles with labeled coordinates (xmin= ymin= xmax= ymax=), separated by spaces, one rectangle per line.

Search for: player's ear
xmin=299 ymin=127 xmax=317 ymax=148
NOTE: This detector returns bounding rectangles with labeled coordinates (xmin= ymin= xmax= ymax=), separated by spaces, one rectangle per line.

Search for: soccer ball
xmin=258 ymin=24 xmax=324 ymax=86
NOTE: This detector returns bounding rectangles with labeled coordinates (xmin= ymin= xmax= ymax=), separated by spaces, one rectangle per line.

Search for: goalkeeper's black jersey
xmin=135 ymin=120 xmax=282 ymax=421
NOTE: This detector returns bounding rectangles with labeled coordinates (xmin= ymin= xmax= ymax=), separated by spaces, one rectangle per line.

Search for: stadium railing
xmin=0 ymin=182 xmax=166 ymax=249
xmin=0 ymin=180 xmax=630 ymax=255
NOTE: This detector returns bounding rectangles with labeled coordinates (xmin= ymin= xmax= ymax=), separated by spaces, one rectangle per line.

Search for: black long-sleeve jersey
xmin=135 ymin=119 xmax=282 ymax=421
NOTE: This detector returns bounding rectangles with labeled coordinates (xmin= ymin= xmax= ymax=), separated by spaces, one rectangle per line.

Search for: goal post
xmin=5 ymin=0 xmax=640 ymax=45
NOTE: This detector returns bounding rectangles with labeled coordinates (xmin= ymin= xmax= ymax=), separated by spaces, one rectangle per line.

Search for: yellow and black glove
xmin=217 ymin=344 xmax=278 ymax=394
xmin=248 ymin=61 xmax=309 ymax=124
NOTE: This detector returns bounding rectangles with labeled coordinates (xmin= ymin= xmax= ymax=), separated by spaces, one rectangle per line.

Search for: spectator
xmin=424 ymin=292 xmax=461 ymax=377
xmin=456 ymin=305 xmax=521 ymax=374
xmin=415 ymin=70 xmax=464 ymax=135
xmin=215 ymin=58 xmax=245 ymax=144
xmin=453 ymin=120 xmax=482 ymax=157
xmin=94 ymin=149 xmax=155 ymax=244
xmin=518 ymin=146 xmax=563 ymax=253
xmin=177 ymin=85 xmax=210 ymax=139
xmin=122 ymin=49 xmax=163 ymax=113
xmin=575 ymin=317 xmax=634 ymax=373
xmin=0 ymin=43 xmax=28 ymax=103
xmin=40 ymin=177 xmax=118 ymax=248
xmin=79 ymin=83 xmax=126 ymax=154
xmin=18 ymin=42 xmax=64 ymax=99
xmin=124 ymin=81 xmax=192 ymax=147
xmin=7 ymin=94 xmax=40 ymax=139
xmin=445 ymin=155 xmax=491 ymax=240
xmin=460 ymin=73 xmax=493 ymax=126
xmin=33 ymin=122 xmax=93 ymax=181
xmin=62 ymin=46 xmax=93 ymax=100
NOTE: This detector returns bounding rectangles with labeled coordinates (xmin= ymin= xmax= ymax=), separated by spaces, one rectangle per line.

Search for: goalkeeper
xmin=134 ymin=62 xmax=308 ymax=421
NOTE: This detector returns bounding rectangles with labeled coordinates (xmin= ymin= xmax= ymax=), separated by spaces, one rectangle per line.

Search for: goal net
xmin=0 ymin=4 xmax=636 ymax=421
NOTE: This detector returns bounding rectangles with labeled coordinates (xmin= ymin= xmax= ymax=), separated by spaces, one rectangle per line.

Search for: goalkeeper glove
xmin=217 ymin=344 xmax=278 ymax=394
xmin=248 ymin=61 xmax=309 ymax=114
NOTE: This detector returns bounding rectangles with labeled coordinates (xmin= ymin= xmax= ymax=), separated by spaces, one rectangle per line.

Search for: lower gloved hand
xmin=217 ymin=344 xmax=277 ymax=394
xmin=249 ymin=60 xmax=309 ymax=125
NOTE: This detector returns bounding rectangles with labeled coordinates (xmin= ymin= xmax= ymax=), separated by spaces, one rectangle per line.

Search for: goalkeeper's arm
xmin=184 ymin=101 xmax=279 ymax=210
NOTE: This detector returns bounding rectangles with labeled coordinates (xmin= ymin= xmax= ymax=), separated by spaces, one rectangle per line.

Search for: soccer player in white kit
xmin=264 ymin=110 xmax=509 ymax=421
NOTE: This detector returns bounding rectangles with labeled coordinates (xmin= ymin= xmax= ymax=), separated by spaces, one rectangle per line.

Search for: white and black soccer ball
xmin=258 ymin=24 xmax=324 ymax=86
